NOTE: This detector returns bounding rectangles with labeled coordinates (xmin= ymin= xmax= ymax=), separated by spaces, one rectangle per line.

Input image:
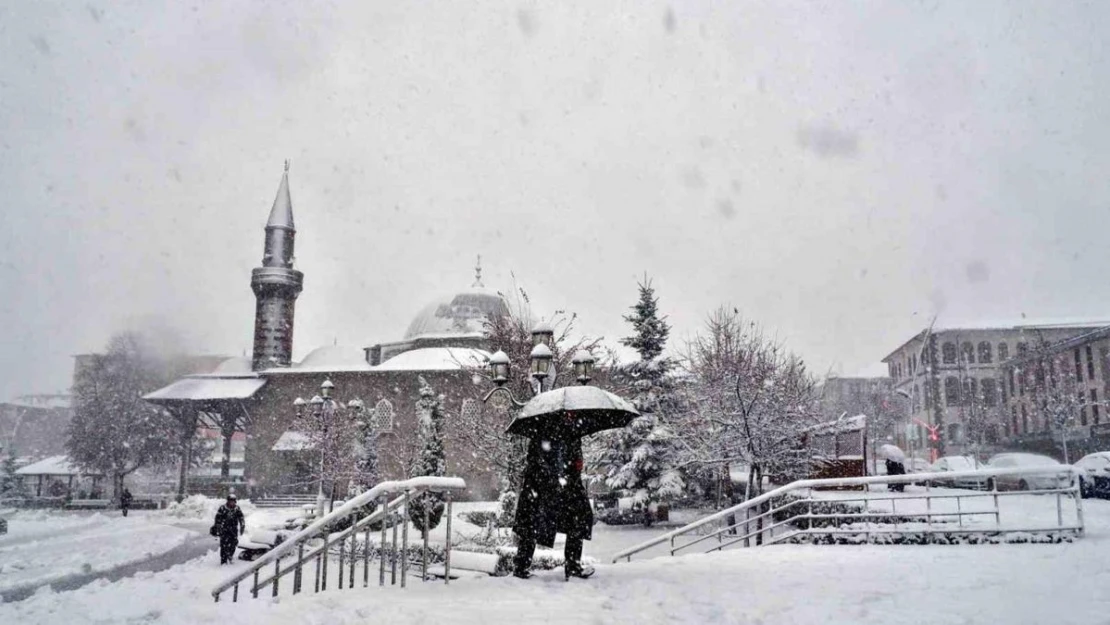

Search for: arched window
xmin=998 ymin=343 xmax=1009 ymax=362
xmin=944 ymin=377 xmax=961 ymax=407
xmin=981 ymin=379 xmax=997 ymax=407
xmin=978 ymin=342 xmax=992 ymax=364
xmin=942 ymin=342 xmax=957 ymax=364
xmin=460 ymin=398 xmax=482 ymax=424
xmin=961 ymin=342 xmax=975 ymax=364
xmin=372 ymin=399 xmax=394 ymax=433
xmin=1016 ymin=342 xmax=1028 ymax=358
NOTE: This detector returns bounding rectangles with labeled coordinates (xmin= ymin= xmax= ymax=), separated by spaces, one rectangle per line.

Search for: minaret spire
xmin=251 ymin=162 xmax=305 ymax=370
xmin=472 ymin=254 xmax=484 ymax=288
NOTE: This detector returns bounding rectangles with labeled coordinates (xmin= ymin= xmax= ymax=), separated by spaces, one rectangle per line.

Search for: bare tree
xmin=682 ymin=308 xmax=822 ymax=499
xmin=1019 ymin=335 xmax=1102 ymax=463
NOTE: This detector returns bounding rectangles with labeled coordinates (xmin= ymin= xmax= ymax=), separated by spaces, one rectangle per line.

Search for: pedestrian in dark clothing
xmin=885 ymin=459 xmax=907 ymax=492
xmin=120 ymin=488 xmax=133 ymax=517
xmin=512 ymin=435 xmax=595 ymax=580
xmin=213 ymin=494 xmax=246 ymax=565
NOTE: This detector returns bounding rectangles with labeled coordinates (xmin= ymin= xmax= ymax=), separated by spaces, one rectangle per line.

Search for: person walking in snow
xmin=213 ymin=494 xmax=246 ymax=565
xmin=512 ymin=435 xmax=595 ymax=580
xmin=120 ymin=488 xmax=133 ymax=517
xmin=885 ymin=458 xmax=907 ymax=492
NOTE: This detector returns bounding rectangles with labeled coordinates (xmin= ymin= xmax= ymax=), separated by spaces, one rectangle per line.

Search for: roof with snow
xmin=15 ymin=455 xmax=96 ymax=476
xmin=271 ymin=430 xmax=315 ymax=452
xmin=372 ymin=347 xmax=489 ymax=371
xmin=403 ymin=287 xmax=508 ymax=341
xmin=280 ymin=345 xmax=373 ymax=373
xmin=882 ymin=318 xmax=1110 ymax=362
xmin=143 ymin=376 xmax=266 ymax=402
xmin=210 ymin=357 xmax=254 ymax=376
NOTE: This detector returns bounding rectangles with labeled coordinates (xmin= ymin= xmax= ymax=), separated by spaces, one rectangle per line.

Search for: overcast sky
xmin=2 ymin=1 xmax=1109 ymax=399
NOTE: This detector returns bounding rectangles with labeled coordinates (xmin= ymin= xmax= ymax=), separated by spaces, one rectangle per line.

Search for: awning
xmin=143 ymin=376 xmax=266 ymax=402
xmin=271 ymin=430 xmax=315 ymax=452
xmin=15 ymin=455 xmax=97 ymax=476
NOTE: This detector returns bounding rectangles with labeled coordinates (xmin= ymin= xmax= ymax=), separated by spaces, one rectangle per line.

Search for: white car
xmin=986 ymin=453 xmax=1070 ymax=491
xmin=927 ymin=456 xmax=988 ymax=489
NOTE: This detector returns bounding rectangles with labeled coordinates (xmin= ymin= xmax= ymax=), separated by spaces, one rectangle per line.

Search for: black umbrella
xmin=506 ymin=386 xmax=640 ymax=439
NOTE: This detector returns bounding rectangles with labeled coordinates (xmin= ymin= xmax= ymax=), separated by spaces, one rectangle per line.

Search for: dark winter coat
xmin=885 ymin=459 xmax=906 ymax=476
xmin=120 ymin=490 xmax=133 ymax=509
xmin=214 ymin=504 xmax=245 ymax=538
xmin=513 ymin=436 xmax=593 ymax=548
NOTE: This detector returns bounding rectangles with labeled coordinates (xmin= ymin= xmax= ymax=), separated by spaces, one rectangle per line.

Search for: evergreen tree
xmin=619 ymin=278 xmax=671 ymax=362
xmin=408 ymin=376 xmax=447 ymax=533
xmin=356 ymin=401 xmax=380 ymax=491
xmin=0 ymin=451 xmax=26 ymax=499
xmin=594 ymin=278 xmax=686 ymax=524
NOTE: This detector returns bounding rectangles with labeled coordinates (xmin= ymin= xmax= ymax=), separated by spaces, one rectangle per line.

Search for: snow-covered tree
xmin=408 ymin=376 xmax=447 ymax=533
xmin=619 ymin=277 xmax=670 ymax=362
xmin=0 ymin=451 xmax=26 ymax=499
xmin=67 ymin=332 xmax=179 ymax=502
xmin=294 ymin=387 xmax=362 ymax=499
xmin=1019 ymin=335 xmax=1105 ymax=463
xmin=682 ymin=308 xmax=821 ymax=499
xmin=593 ymin=278 xmax=688 ymax=521
xmin=355 ymin=401 xmax=380 ymax=491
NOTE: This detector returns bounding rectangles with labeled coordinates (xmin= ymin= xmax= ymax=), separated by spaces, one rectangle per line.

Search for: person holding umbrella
xmin=512 ymin=430 xmax=595 ymax=580
xmin=506 ymin=385 xmax=640 ymax=581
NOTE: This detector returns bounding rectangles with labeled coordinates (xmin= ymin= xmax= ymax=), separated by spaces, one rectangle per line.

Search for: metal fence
xmin=612 ymin=466 xmax=1084 ymax=563
xmin=211 ymin=476 xmax=466 ymax=603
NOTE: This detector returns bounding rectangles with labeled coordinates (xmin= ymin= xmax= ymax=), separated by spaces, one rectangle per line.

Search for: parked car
xmin=986 ymin=453 xmax=1069 ymax=491
xmin=1074 ymin=452 xmax=1110 ymax=499
xmin=927 ymin=456 xmax=987 ymax=489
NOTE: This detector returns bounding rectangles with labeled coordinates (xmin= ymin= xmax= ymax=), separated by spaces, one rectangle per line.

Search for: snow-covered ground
xmin=1 ymin=496 xmax=1108 ymax=624
xmin=0 ymin=510 xmax=196 ymax=595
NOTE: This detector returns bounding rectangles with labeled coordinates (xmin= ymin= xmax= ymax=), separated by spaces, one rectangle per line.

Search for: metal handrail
xmin=612 ymin=466 xmax=1084 ymax=563
xmin=212 ymin=476 xmax=466 ymax=602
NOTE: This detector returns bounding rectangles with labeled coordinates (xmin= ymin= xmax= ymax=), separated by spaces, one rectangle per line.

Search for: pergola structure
xmin=143 ymin=373 xmax=265 ymax=501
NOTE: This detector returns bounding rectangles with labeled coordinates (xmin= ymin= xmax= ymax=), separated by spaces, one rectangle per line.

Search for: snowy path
xmin=0 ymin=511 xmax=201 ymax=600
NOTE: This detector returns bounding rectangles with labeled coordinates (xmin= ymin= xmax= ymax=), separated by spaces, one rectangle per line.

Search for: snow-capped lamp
xmin=292 ymin=396 xmax=307 ymax=416
xmin=489 ymin=350 xmax=511 ymax=387
xmin=530 ymin=343 xmax=554 ymax=381
xmin=320 ymin=379 xmax=335 ymax=398
xmin=572 ymin=350 xmax=595 ymax=385
xmin=531 ymin=320 xmax=555 ymax=349
xmin=347 ymin=398 xmax=365 ymax=411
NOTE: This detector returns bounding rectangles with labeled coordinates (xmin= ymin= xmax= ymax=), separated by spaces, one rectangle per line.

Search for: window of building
xmin=942 ymin=342 xmax=957 ymax=364
xmin=947 ymin=423 xmax=961 ymax=443
xmin=978 ymin=341 xmax=992 ymax=364
xmin=982 ymin=379 xmax=997 ymax=407
xmin=998 ymin=343 xmax=1009 ymax=362
xmin=1075 ymin=348 xmax=1084 ymax=381
xmin=372 ymin=399 xmax=395 ymax=433
xmin=961 ymin=342 xmax=975 ymax=364
xmin=1093 ymin=389 xmax=1101 ymax=425
xmin=1080 ymin=391 xmax=1089 ymax=427
xmin=962 ymin=378 xmax=977 ymax=406
xmin=1021 ymin=404 xmax=1028 ymax=433
xmin=1018 ymin=369 xmax=1025 ymax=396
xmin=1087 ymin=345 xmax=1096 ymax=380
xmin=1017 ymin=342 xmax=1028 ymax=357
xmin=1011 ymin=406 xmax=1018 ymax=435
xmin=1008 ymin=368 xmax=1015 ymax=396
xmin=944 ymin=377 xmax=960 ymax=407
xmin=460 ymin=398 xmax=481 ymax=424
xmin=913 ymin=384 xmax=919 ymax=411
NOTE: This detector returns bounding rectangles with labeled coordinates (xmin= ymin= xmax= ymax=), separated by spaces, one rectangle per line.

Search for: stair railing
xmin=611 ymin=465 xmax=1084 ymax=563
xmin=212 ymin=476 xmax=466 ymax=602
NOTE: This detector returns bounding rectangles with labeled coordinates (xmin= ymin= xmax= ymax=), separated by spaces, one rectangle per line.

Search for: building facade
xmin=882 ymin=322 xmax=1108 ymax=460
xmin=999 ymin=325 xmax=1110 ymax=460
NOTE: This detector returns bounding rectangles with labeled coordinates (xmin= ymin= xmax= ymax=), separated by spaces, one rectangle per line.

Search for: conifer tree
xmin=408 ymin=376 xmax=447 ymax=533
xmin=594 ymin=277 xmax=686 ymax=523
xmin=0 ymin=451 xmax=26 ymax=499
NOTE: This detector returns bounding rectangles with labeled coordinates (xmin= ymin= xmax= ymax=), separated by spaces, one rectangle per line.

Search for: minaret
xmin=250 ymin=161 xmax=304 ymax=370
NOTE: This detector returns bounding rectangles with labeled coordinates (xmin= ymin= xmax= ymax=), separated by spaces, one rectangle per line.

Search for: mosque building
xmin=145 ymin=165 xmax=510 ymax=501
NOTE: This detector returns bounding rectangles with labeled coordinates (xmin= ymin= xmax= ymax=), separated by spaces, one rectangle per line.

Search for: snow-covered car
xmin=1074 ymin=452 xmax=1110 ymax=499
xmin=927 ymin=456 xmax=987 ymax=489
xmin=986 ymin=453 xmax=1069 ymax=491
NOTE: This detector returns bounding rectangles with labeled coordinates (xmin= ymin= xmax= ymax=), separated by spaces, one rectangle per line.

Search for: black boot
xmin=512 ymin=568 xmax=533 ymax=579
xmin=564 ymin=562 xmax=595 ymax=580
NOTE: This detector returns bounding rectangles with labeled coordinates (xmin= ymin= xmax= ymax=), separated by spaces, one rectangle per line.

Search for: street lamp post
xmin=481 ymin=322 xmax=595 ymax=408
xmin=294 ymin=379 xmax=365 ymax=518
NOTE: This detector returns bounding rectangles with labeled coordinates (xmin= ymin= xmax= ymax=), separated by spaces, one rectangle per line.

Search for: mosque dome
xmin=403 ymin=287 xmax=509 ymax=341
xmin=295 ymin=345 xmax=372 ymax=371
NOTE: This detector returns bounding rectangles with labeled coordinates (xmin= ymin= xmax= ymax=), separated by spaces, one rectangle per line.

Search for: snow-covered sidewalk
xmin=0 ymin=510 xmax=197 ymax=596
